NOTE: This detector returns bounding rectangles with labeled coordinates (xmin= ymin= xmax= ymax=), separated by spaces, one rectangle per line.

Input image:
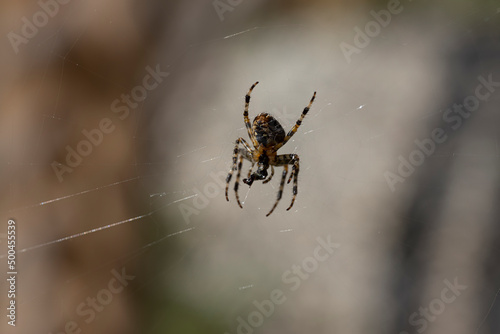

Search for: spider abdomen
xmin=252 ymin=113 xmax=285 ymax=148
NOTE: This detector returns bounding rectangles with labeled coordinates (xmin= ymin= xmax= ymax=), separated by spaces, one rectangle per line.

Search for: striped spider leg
xmin=265 ymin=154 xmax=299 ymax=217
xmin=225 ymin=138 xmax=253 ymax=208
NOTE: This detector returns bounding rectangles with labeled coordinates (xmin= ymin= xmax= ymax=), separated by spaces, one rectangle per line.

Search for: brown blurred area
xmin=0 ymin=0 xmax=499 ymax=333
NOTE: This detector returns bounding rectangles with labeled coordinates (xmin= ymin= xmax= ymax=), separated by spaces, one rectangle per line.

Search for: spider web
xmin=2 ymin=1 xmax=500 ymax=334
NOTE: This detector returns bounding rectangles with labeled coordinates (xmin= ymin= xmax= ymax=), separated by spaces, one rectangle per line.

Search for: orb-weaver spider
xmin=225 ymin=82 xmax=316 ymax=216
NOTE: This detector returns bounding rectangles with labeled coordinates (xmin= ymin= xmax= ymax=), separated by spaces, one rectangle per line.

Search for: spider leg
xmin=244 ymin=81 xmax=259 ymax=148
xmin=287 ymin=167 xmax=294 ymax=184
xmin=274 ymin=154 xmax=300 ymax=211
xmin=286 ymin=157 xmax=299 ymax=211
xmin=234 ymin=154 xmax=245 ymax=208
xmin=225 ymin=138 xmax=253 ymax=202
xmin=262 ymin=166 xmax=274 ymax=184
xmin=275 ymin=91 xmax=316 ymax=150
xmin=266 ymin=165 xmax=288 ymax=217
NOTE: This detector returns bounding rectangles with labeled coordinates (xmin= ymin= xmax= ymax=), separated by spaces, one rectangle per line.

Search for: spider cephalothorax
xmin=225 ymin=82 xmax=316 ymax=216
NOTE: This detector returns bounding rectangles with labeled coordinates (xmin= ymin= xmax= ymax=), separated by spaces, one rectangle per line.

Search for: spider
xmin=225 ymin=81 xmax=316 ymax=216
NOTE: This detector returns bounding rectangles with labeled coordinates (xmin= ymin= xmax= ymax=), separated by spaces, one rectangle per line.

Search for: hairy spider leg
xmin=266 ymin=165 xmax=288 ymax=216
xmin=225 ymin=138 xmax=253 ymax=202
xmin=234 ymin=154 xmax=245 ymax=208
xmin=275 ymin=91 xmax=316 ymax=150
xmin=244 ymin=81 xmax=260 ymax=148
xmin=275 ymin=154 xmax=300 ymax=211
xmin=262 ymin=165 xmax=274 ymax=184
xmin=287 ymin=166 xmax=294 ymax=184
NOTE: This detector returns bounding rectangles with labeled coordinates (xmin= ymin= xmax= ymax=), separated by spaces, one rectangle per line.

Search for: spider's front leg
xmin=243 ymin=162 xmax=256 ymax=186
xmin=225 ymin=138 xmax=253 ymax=207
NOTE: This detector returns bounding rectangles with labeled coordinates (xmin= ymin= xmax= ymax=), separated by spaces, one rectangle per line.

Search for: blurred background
xmin=0 ymin=0 xmax=499 ymax=333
